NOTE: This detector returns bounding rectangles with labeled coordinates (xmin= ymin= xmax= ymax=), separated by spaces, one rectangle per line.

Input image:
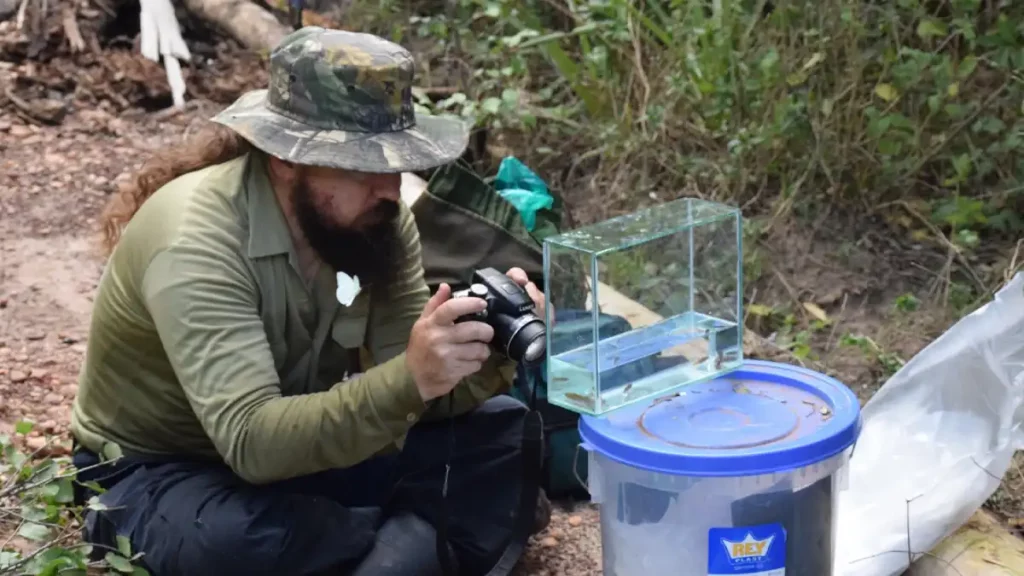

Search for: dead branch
xmin=180 ymin=0 xmax=289 ymax=51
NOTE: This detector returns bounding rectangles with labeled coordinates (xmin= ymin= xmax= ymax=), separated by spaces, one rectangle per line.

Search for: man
xmin=70 ymin=26 xmax=547 ymax=576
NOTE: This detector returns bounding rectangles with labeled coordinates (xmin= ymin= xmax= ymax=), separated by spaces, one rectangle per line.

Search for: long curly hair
xmin=99 ymin=122 xmax=252 ymax=256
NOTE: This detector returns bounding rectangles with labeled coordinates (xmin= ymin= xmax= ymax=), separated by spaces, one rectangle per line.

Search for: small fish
xmin=819 ymin=405 xmax=833 ymax=421
xmin=651 ymin=392 xmax=681 ymax=407
xmin=623 ymin=383 xmax=633 ymax=394
xmin=553 ymin=377 xmax=569 ymax=382
xmin=564 ymin=392 xmax=595 ymax=409
xmin=733 ymin=383 xmax=751 ymax=395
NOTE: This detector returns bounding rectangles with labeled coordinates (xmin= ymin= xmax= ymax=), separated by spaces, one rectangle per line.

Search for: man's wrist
xmin=368 ymin=351 xmax=429 ymax=426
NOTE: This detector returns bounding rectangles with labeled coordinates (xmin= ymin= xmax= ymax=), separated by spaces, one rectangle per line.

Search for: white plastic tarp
xmin=834 ymin=272 xmax=1024 ymax=575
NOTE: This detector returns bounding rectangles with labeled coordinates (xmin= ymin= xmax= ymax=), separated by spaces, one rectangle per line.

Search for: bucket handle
xmin=573 ymin=442 xmax=591 ymax=492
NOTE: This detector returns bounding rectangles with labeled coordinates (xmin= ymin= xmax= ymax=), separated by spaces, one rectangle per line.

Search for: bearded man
xmin=69 ymin=26 xmax=547 ymax=576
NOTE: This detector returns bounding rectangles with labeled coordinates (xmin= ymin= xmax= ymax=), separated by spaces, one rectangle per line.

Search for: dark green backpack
xmin=408 ymin=159 xmax=603 ymax=499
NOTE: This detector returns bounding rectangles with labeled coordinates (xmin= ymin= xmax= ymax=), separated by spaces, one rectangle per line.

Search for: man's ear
xmin=267 ymin=155 xmax=298 ymax=184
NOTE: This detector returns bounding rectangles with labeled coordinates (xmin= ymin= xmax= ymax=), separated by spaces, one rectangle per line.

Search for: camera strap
xmin=436 ymin=366 xmax=545 ymax=576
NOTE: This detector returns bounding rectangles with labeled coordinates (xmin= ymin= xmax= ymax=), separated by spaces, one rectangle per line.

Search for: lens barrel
xmin=494 ymin=312 xmax=547 ymax=365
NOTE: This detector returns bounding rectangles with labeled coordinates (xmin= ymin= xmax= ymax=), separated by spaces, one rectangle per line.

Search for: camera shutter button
xmin=469 ymin=284 xmax=488 ymax=297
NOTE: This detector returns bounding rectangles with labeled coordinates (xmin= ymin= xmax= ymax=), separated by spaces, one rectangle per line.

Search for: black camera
xmin=452 ymin=267 xmax=547 ymax=366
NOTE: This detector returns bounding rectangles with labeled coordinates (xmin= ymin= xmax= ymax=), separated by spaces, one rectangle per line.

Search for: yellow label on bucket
xmin=708 ymin=524 xmax=785 ymax=575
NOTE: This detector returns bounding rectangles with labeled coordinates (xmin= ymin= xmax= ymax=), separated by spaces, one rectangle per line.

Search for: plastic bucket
xmin=579 ymin=360 xmax=861 ymax=576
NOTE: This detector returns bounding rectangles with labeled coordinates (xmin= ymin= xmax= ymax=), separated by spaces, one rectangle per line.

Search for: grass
xmin=340 ymin=0 xmax=1024 ymax=300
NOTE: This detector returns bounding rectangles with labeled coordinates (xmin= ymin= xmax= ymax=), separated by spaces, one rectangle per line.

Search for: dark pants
xmin=73 ymin=396 xmax=529 ymax=576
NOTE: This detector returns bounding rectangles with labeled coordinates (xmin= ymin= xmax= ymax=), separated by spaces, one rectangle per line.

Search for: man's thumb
xmin=421 ymin=283 xmax=451 ymax=318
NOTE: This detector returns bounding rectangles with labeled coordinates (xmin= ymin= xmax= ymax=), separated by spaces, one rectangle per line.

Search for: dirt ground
xmin=1 ymin=14 xmax=1022 ymax=576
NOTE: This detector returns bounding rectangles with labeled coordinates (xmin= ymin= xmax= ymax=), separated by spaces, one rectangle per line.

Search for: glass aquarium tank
xmin=543 ymin=198 xmax=744 ymax=416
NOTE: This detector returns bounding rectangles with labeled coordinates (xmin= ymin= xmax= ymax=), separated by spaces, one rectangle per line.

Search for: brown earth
xmin=1 ymin=12 xmax=1022 ymax=576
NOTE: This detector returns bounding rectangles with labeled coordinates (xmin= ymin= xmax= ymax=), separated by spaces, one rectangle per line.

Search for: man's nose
xmin=373 ymin=173 xmax=402 ymax=202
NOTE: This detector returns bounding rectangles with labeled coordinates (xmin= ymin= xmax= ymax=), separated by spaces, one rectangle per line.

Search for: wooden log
xmin=179 ymin=0 xmax=290 ymax=51
xmin=907 ymin=508 xmax=1024 ymax=575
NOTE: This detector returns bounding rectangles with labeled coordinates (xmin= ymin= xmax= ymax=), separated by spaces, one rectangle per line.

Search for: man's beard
xmin=291 ymin=176 xmax=401 ymax=287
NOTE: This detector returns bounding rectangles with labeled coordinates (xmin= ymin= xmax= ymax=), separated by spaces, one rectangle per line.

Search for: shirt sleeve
xmin=142 ymin=240 xmax=428 ymax=485
xmin=364 ymin=202 xmax=515 ymax=421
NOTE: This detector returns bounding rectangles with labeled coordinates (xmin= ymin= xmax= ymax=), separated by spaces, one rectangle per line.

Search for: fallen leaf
xmin=802 ymin=302 xmax=830 ymax=322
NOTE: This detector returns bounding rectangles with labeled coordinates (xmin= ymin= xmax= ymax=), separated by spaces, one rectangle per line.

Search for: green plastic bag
xmin=494 ymin=156 xmax=554 ymax=232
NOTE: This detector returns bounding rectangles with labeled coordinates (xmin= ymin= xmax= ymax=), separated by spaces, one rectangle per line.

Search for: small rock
xmin=9 ymin=370 xmax=28 ymax=382
xmin=548 ymin=528 xmax=565 ymax=539
xmin=9 ymin=124 xmax=31 ymax=138
xmin=0 ymin=298 xmax=7 ymax=308
xmin=32 ymin=369 xmax=49 ymax=380
xmin=62 ymin=383 xmax=78 ymax=397
xmin=48 ymin=443 xmax=72 ymax=457
xmin=25 ymin=436 xmax=46 ymax=451
xmin=540 ymin=536 xmax=558 ymax=548
xmin=43 ymin=393 xmax=63 ymax=405
xmin=40 ymin=420 xmax=57 ymax=433
xmin=14 ymin=354 xmax=28 ymax=362
xmin=568 ymin=515 xmax=583 ymax=527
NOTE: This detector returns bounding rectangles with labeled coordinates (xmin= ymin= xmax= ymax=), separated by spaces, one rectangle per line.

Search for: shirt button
xmin=406 ymin=413 xmax=417 ymax=423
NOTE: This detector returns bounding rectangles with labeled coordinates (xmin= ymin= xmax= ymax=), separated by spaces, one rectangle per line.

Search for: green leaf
xmin=131 ymin=566 xmax=152 ymax=576
xmin=17 ymin=522 xmax=52 ymax=541
xmin=480 ymin=97 xmax=501 ymax=114
xmin=116 ymin=535 xmax=133 ymax=557
xmin=957 ymin=56 xmax=978 ymax=79
xmin=87 ymin=495 xmax=110 ymax=511
xmin=104 ymin=552 xmax=135 ymax=573
xmin=1 ymin=550 xmax=20 ymax=568
xmin=20 ymin=503 xmax=49 ymax=522
xmin=874 ymin=83 xmax=899 ymax=102
xmin=54 ymin=478 xmax=75 ymax=504
xmin=953 ymin=153 xmax=972 ymax=180
xmin=36 ymin=555 xmax=81 ymax=576
xmin=916 ymin=18 xmax=948 ymax=39
xmin=15 ymin=420 xmax=34 ymax=435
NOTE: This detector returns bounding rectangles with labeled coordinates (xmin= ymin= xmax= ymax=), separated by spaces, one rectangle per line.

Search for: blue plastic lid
xmin=578 ymin=360 xmax=862 ymax=477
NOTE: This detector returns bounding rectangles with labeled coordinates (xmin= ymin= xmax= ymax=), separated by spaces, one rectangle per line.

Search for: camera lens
xmin=504 ymin=314 xmax=546 ymax=366
xmin=522 ymin=333 xmax=546 ymax=364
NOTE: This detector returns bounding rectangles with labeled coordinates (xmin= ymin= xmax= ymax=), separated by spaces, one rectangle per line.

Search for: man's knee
xmin=459 ymin=395 xmax=529 ymax=449
xmin=477 ymin=394 xmax=528 ymax=415
xmin=81 ymin=463 xmax=381 ymax=576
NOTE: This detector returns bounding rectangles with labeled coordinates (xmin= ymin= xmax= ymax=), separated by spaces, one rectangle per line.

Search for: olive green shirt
xmin=70 ymin=151 xmax=513 ymax=484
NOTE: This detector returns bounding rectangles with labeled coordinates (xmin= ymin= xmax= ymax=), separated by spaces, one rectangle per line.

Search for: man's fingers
xmin=451 ymin=360 xmax=485 ymax=377
xmin=449 ymin=320 xmax=494 ymax=344
xmin=505 ymin=267 xmax=529 ymax=286
xmin=421 ymin=283 xmax=451 ymax=319
xmin=451 ymin=342 xmax=491 ymax=362
xmin=525 ymin=281 xmax=543 ymax=305
xmin=431 ymin=296 xmax=487 ymax=325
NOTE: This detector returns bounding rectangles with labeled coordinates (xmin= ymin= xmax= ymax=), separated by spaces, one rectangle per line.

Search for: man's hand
xmin=406 ymin=283 xmax=494 ymax=402
xmin=504 ymin=267 xmax=548 ymax=320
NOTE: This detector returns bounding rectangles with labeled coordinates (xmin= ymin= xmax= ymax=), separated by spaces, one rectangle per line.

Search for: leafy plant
xmin=347 ymin=0 xmax=1024 ymax=274
xmin=0 ymin=422 xmax=146 ymax=576
xmin=840 ymin=333 xmax=906 ymax=377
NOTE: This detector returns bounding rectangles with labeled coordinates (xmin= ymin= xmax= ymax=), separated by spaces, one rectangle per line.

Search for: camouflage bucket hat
xmin=212 ymin=27 xmax=470 ymax=173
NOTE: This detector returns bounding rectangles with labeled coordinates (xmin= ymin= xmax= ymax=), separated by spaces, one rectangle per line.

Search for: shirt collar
xmin=245 ymin=151 xmax=295 ymax=259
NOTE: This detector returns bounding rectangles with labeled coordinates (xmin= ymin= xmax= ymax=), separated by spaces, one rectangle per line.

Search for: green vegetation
xmin=363 ymin=0 xmax=1024 ymax=245
xmin=0 ymin=423 xmax=146 ymax=575
xmin=348 ymin=0 xmax=1024 ymax=373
